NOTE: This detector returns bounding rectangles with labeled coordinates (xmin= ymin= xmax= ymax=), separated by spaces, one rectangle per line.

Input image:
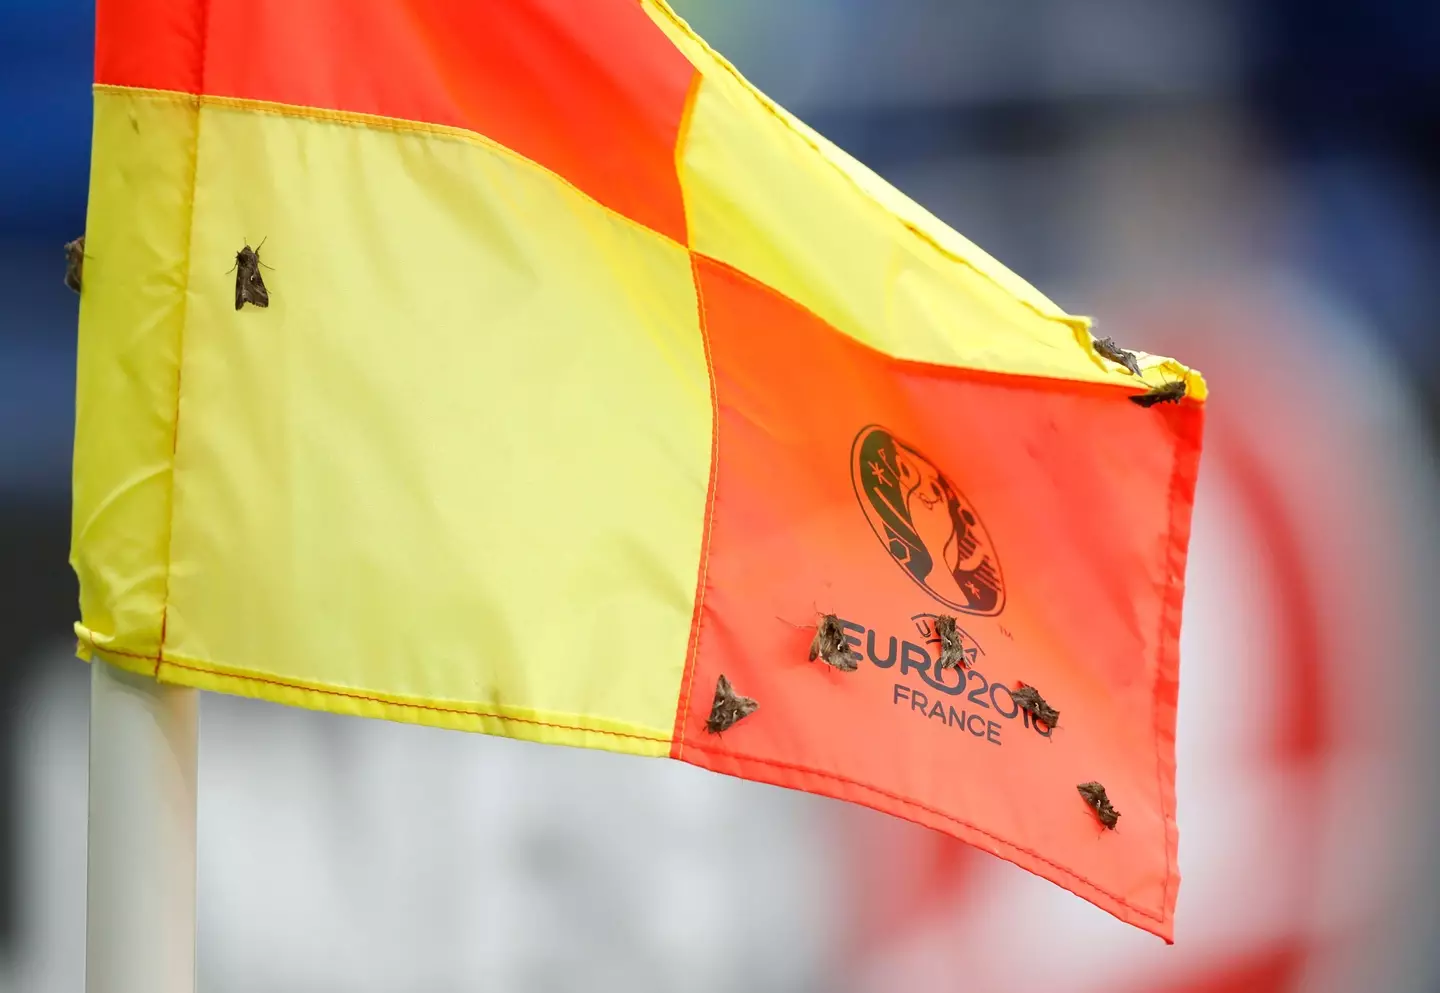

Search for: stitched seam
xmin=1151 ymin=409 xmax=1202 ymax=916
xmin=672 ymin=253 xmax=721 ymax=760
xmin=1146 ymin=440 xmax=1180 ymax=915
xmin=1151 ymin=440 xmax=1181 ymax=915
xmin=698 ymin=252 xmax=1191 ymax=401
xmin=82 ymin=633 xmax=669 ymax=745
xmin=152 ymin=4 xmax=211 ymax=676
xmin=93 ymin=83 xmax=680 ymax=253
xmin=673 ymin=70 xmax=703 ymax=246
xmin=683 ymin=743 xmax=1167 ymax=925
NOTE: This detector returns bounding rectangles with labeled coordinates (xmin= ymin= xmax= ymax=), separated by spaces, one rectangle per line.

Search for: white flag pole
xmin=85 ymin=659 xmax=198 ymax=993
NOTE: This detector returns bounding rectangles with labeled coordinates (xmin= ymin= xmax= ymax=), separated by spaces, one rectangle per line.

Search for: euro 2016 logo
xmin=850 ymin=425 xmax=1005 ymax=616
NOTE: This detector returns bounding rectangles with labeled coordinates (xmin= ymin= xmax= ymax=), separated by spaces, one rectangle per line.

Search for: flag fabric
xmin=73 ymin=0 xmax=1205 ymax=940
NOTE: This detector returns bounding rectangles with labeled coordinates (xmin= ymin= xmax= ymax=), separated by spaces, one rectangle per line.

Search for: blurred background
xmin=3 ymin=0 xmax=1439 ymax=990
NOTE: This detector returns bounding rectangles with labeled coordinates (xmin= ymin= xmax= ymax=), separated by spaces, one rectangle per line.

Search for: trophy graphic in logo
xmin=851 ymin=425 xmax=1004 ymax=616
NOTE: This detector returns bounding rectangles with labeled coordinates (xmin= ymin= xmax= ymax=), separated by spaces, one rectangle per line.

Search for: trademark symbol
xmin=998 ymin=625 xmax=1013 ymax=640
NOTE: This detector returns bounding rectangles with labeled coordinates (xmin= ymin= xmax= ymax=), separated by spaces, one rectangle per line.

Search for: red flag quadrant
xmin=674 ymin=255 xmax=1200 ymax=932
xmin=73 ymin=0 xmax=1206 ymax=940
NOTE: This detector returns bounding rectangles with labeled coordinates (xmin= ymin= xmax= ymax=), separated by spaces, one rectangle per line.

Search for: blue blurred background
xmin=3 ymin=2 xmax=1439 ymax=991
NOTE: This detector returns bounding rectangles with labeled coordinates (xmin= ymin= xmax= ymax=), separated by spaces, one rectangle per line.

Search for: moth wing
xmin=246 ymin=267 xmax=270 ymax=308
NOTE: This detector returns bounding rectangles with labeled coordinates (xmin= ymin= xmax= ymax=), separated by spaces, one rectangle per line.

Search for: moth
xmin=64 ymin=236 xmax=85 ymax=294
xmin=1012 ymin=684 xmax=1059 ymax=729
xmin=705 ymin=674 xmax=758 ymax=734
xmin=810 ymin=613 xmax=858 ymax=672
xmin=1077 ymin=781 xmax=1120 ymax=830
xmin=231 ymin=238 xmax=271 ymax=310
xmin=933 ymin=614 xmax=968 ymax=671
xmin=1093 ymin=335 xmax=1143 ymax=377
xmin=1129 ymin=380 xmax=1186 ymax=408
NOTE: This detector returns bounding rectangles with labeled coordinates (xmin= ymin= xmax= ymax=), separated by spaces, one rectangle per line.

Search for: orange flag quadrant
xmin=73 ymin=0 xmax=1206 ymax=940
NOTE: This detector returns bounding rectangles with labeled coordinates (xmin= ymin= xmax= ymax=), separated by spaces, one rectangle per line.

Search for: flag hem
xmin=75 ymin=627 xmax=674 ymax=758
xmin=670 ymin=252 xmax=722 ymax=760
xmin=1149 ymin=398 xmax=1206 ymax=929
xmin=679 ymin=742 xmax=1175 ymax=940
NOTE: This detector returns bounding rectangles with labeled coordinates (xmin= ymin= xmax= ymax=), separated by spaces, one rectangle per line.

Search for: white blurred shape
xmin=9 ymin=649 xmax=838 ymax=993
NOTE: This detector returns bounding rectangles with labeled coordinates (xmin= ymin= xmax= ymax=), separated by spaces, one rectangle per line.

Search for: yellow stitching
xmin=673 ymin=252 xmax=721 ymax=759
xmin=673 ymin=71 xmax=704 ymax=248
xmin=93 ymin=83 xmax=683 ymax=251
xmin=82 ymin=630 xmax=671 ymax=744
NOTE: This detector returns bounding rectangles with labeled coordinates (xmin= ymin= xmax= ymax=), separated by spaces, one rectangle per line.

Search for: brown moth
xmin=1093 ymin=335 xmax=1143 ymax=377
xmin=1077 ymin=781 xmax=1120 ymax=829
xmin=64 ymin=236 xmax=85 ymax=294
xmin=809 ymin=613 xmax=858 ymax=672
xmin=705 ymin=674 xmax=758 ymax=734
xmin=1129 ymin=380 xmax=1186 ymax=408
xmin=934 ymin=614 xmax=968 ymax=671
xmin=1012 ymin=684 xmax=1059 ymax=729
xmin=232 ymin=238 xmax=270 ymax=310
